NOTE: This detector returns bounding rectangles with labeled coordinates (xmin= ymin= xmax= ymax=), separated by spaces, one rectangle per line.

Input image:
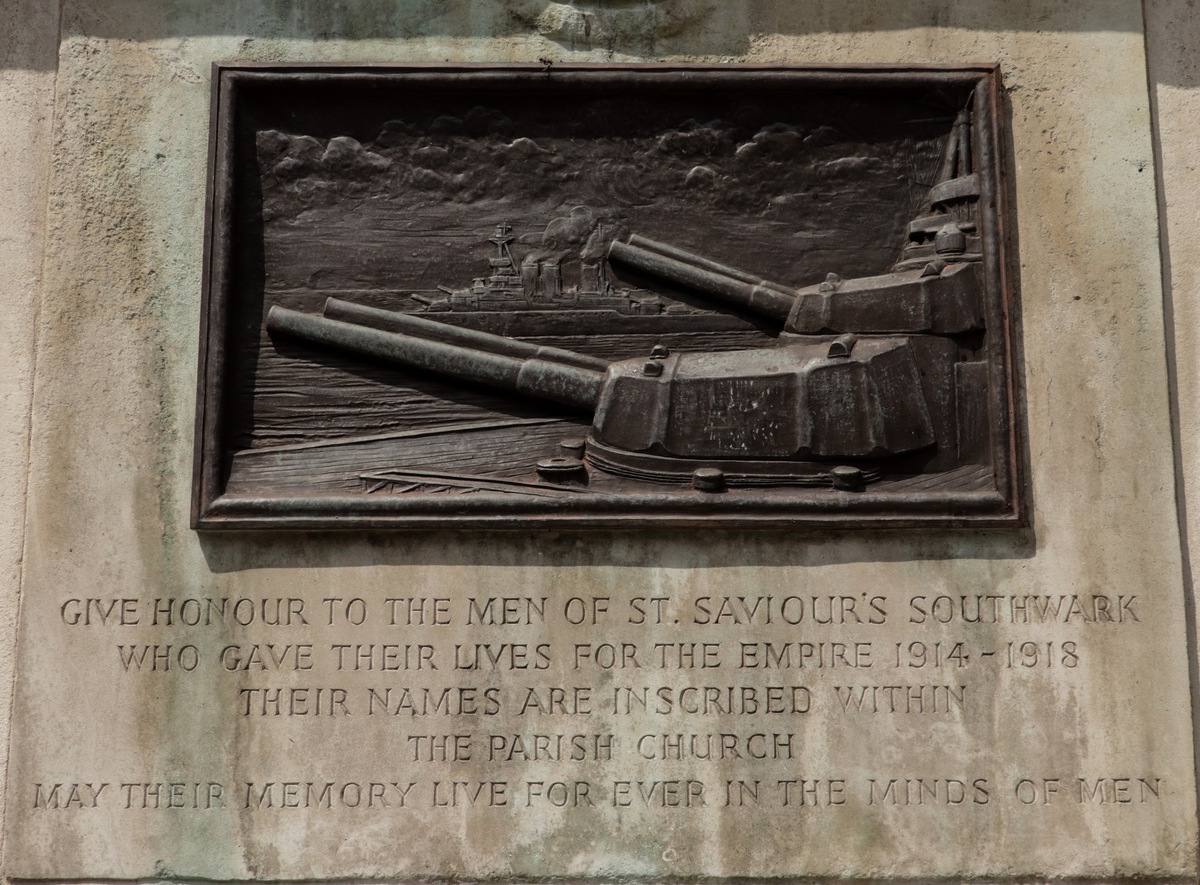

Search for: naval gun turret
xmin=267 ymin=284 xmax=942 ymax=489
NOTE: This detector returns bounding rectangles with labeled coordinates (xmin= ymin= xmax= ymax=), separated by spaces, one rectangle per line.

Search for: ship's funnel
xmin=581 ymin=261 xmax=602 ymax=294
xmin=543 ymin=261 xmax=562 ymax=299
xmin=520 ymin=256 xmax=539 ymax=299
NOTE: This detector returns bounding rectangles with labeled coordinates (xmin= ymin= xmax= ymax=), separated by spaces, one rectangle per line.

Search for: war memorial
xmin=4 ymin=0 xmax=1200 ymax=881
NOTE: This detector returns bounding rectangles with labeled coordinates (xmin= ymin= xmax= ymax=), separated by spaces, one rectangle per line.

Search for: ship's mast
xmin=489 ymin=222 xmax=516 ymax=271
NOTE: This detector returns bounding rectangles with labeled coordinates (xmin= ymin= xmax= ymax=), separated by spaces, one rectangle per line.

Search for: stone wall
xmin=2 ymin=0 xmax=1199 ymax=877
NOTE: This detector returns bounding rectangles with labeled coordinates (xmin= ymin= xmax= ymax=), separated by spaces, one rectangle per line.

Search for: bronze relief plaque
xmin=192 ymin=64 xmax=1022 ymax=529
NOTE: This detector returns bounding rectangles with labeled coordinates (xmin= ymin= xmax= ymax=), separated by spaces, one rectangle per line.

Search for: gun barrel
xmin=609 ymin=239 xmax=796 ymax=321
xmin=266 ymin=306 xmax=603 ymax=411
xmin=323 ymin=298 xmax=611 ymax=372
xmin=626 ymin=234 xmax=796 ymax=298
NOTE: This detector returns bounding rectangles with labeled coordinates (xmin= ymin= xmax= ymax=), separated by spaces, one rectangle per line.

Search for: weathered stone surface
xmin=5 ymin=1 xmax=1198 ymax=880
xmin=0 ymin=0 xmax=62 ymax=870
xmin=1146 ymin=0 xmax=1200 ymax=731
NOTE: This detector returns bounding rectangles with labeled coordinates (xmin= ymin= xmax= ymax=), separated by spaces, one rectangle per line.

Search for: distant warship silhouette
xmin=411 ymin=222 xmax=664 ymax=315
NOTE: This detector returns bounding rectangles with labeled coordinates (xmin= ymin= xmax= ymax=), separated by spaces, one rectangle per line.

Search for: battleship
xmin=411 ymin=222 xmax=666 ymax=315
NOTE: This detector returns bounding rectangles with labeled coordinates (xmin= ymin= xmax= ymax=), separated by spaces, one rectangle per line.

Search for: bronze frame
xmin=191 ymin=62 xmax=1024 ymax=530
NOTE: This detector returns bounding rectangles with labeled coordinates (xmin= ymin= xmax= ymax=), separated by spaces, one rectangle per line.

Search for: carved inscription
xmin=35 ymin=588 xmax=1162 ymax=820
